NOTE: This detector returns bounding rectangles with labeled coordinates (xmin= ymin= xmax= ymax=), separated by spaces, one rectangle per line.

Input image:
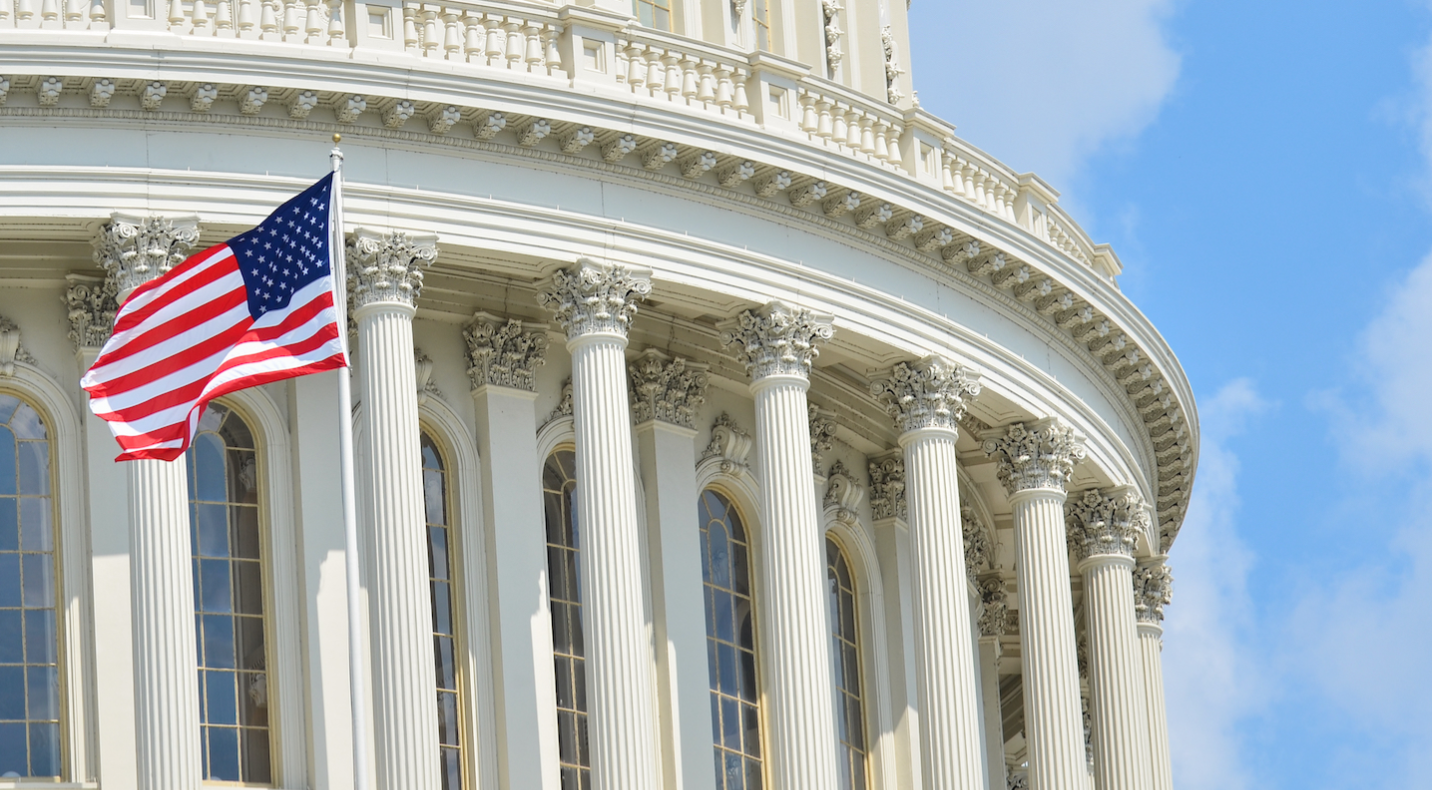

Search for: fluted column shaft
xmin=568 ymin=331 xmax=660 ymax=790
xmin=129 ymin=458 xmax=202 ymax=790
xmin=1081 ymin=555 xmax=1152 ymax=790
xmin=751 ymin=374 xmax=840 ymax=790
xmin=901 ymin=428 xmax=986 ymax=790
xmin=1010 ymin=489 xmax=1087 ymax=790
xmin=355 ymin=300 xmax=442 ymax=790
xmin=1138 ymin=623 xmax=1171 ymax=790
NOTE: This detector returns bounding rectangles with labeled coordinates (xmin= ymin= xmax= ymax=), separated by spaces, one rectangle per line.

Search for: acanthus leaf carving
xmin=871 ymin=355 xmax=981 ymax=434
xmin=702 ymin=412 xmax=753 ymax=475
xmin=0 ymin=317 xmax=37 ymax=377
xmin=962 ymin=505 xmax=992 ymax=583
xmin=92 ymin=213 xmax=201 ymax=298
xmin=463 ymin=312 xmax=549 ymax=392
xmin=823 ymin=460 xmax=864 ymax=524
xmin=867 ymin=453 xmax=906 ymax=522
xmin=545 ymin=377 xmax=574 ymax=426
xmin=1133 ymin=560 xmax=1173 ymax=624
xmin=720 ymin=301 xmax=834 ymax=381
xmin=981 ymin=418 xmax=1087 ymax=495
xmin=628 ymin=349 xmax=708 ymax=429
xmin=809 ymin=404 xmax=837 ymax=474
xmin=414 ymin=348 xmax=442 ymax=404
xmin=977 ymin=576 xmax=1008 ymax=638
xmin=345 ymin=227 xmax=438 ymax=310
xmin=536 ymin=258 xmax=652 ymax=341
xmin=64 ymin=275 xmax=119 ymax=351
xmin=1065 ymin=486 xmax=1149 ymax=561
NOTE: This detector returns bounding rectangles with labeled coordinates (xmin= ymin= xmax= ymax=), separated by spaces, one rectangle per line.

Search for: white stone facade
xmin=0 ymin=2 xmax=1195 ymax=790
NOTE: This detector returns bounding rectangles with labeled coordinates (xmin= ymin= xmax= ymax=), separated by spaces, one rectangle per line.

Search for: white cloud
xmin=1162 ymin=379 xmax=1268 ymax=790
xmin=908 ymin=0 xmax=1182 ymax=190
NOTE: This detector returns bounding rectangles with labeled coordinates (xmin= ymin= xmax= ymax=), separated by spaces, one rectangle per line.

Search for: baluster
xmin=443 ymin=10 xmax=460 ymax=59
xmin=860 ymin=115 xmax=876 ymax=154
xmin=613 ymin=37 xmax=630 ymax=83
xmin=402 ymin=6 xmax=417 ymax=50
xmin=88 ymin=0 xmax=107 ymax=28
xmin=167 ymin=0 xmax=184 ymax=30
xmin=463 ymin=12 xmax=482 ymax=61
xmin=816 ymin=98 xmax=834 ymax=141
xmin=872 ymin=118 xmax=890 ymax=158
xmin=40 ymin=0 xmax=58 ymax=24
xmin=831 ymin=102 xmax=848 ymax=145
xmin=646 ymin=47 xmax=665 ymax=95
xmin=626 ymin=43 xmax=646 ymax=88
xmin=192 ymin=0 xmax=209 ymax=32
xmin=421 ymin=6 xmax=439 ymax=57
xmin=503 ymin=17 xmax=523 ymax=69
xmin=945 ymin=156 xmax=961 ymax=194
xmin=16 ymin=0 xmax=36 ymax=25
xmin=798 ymin=90 xmax=818 ymax=132
xmin=663 ymin=52 xmax=682 ymax=101
xmin=715 ymin=64 xmax=733 ymax=107
xmin=679 ymin=57 xmax=699 ymax=104
xmin=326 ymin=0 xmax=342 ymax=44
xmin=215 ymin=0 xmax=233 ymax=34
xmin=282 ymin=0 xmax=301 ymax=42
xmin=1 ymin=0 xmax=12 ymax=26
xmin=523 ymin=22 xmax=543 ymax=71
xmin=886 ymin=124 xmax=903 ymax=165
xmin=483 ymin=15 xmax=503 ymax=65
xmin=259 ymin=0 xmax=277 ymax=37
xmin=544 ymin=24 xmax=564 ymax=76
xmin=733 ymin=68 xmax=749 ymax=113
xmin=970 ymin=170 xmax=986 ymax=206
xmin=64 ymin=0 xmax=81 ymax=27
xmin=846 ymin=109 xmax=862 ymax=148
xmin=696 ymin=61 xmax=715 ymax=104
xmin=305 ymin=0 xmax=324 ymax=42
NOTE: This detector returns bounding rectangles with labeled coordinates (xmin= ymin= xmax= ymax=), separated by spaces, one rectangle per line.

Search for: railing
xmin=0 ymin=0 xmax=1112 ymax=280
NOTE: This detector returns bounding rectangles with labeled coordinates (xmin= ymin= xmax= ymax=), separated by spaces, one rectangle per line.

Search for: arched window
xmin=826 ymin=537 xmax=867 ymax=790
xmin=699 ymin=489 xmax=762 ymax=790
xmin=543 ymin=449 xmax=588 ymax=790
xmin=633 ymin=0 xmax=671 ymax=30
xmin=188 ymin=402 xmax=271 ymax=784
xmin=0 ymin=394 xmax=60 ymax=779
xmin=422 ymin=431 xmax=464 ymax=790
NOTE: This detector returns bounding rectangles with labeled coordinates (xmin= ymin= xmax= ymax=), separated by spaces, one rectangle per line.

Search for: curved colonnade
xmin=0 ymin=4 xmax=1194 ymax=790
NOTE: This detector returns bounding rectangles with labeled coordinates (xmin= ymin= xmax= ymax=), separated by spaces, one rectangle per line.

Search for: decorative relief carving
xmin=809 ymin=404 xmax=836 ymax=473
xmin=981 ymin=419 xmax=1087 ymax=495
xmin=463 ymin=313 xmax=548 ymax=392
xmin=0 ymin=317 xmax=37 ymax=377
xmin=871 ymin=355 xmax=981 ymax=434
xmin=1133 ymin=561 xmax=1173 ymax=624
xmin=823 ymin=460 xmax=864 ymax=524
xmin=702 ymin=413 xmax=753 ymax=475
xmin=977 ymin=576 xmax=1007 ymax=638
xmin=628 ymin=349 xmax=708 ymax=429
xmin=537 ymin=258 xmax=652 ymax=341
xmin=1006 ymin=765 xmax=1029 ymax=790
xmin=65 ymin=275 xmax=119 ymax=351
xmin=821 ymin=0 xmax=843 ymax=75
xmin=414 ymin=349 xmax=441 ymax=404
xmin=1081 ymin=693 xmax=1094 ymax=769
xmin=721 ymin=301 xmax=834 ymax=381
xmin=345 ymin=228 xmax=438 ymax=309
xmin=1065 ymin=486 xmax=1149 ymax=561
xmin=92 ymin=213 xmax=201 ymax=298
xmin=546 ymin=377 xmax=574 ymax=425
xmin=962 ymin=506 xmax=992 ymax=583
xmin=867 ymin=454 xmax=906 ymax=522
xmin=881 ymin=25 xmax=905 ymax=104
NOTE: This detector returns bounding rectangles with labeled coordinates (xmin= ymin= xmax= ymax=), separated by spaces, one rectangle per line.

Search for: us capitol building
xmin=0 ymin=0 xmax=1196 ymax=789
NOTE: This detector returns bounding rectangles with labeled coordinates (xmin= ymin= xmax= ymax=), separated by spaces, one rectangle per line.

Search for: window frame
xmin=419 ymin=425 xmax=468 ymax=790
xmin=824 ymin=533 xmax=870 ymax=790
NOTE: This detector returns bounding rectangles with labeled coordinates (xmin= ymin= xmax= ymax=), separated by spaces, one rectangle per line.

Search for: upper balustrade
xmin=0 ymin=0 xmax=1117 ymax=284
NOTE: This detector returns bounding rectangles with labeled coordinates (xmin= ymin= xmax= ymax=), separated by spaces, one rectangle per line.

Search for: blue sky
xmin=911 ymin=2 xmax=1432 ymax=788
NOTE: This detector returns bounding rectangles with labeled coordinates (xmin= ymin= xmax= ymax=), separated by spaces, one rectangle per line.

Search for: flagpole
xmin=330 ymin=134 xmax=371 ymax=790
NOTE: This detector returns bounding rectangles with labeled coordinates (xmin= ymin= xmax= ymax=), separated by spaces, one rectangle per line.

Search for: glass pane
xmin=242 ymin=728 xmax=273 ymax=784
xmin=0 ymin=499 xmax=16 ymax=551
xmin=207 ymin=726 xmax=241 ymax=781
xmin=424 ymin=469 xmax=446 ymax=526
xmin=437 ymin=691 xmax=460 ymax=746
xmin=205 ymin=671 xmax=238 ymax=725
xmin=28 ymin=721 xmax=59 ymax=777
xmin=193 ymin=433 xmax=227 ymax=503
xmin=8 ymin=405 xmax=43 ymax=441
xmin=26 ymin=666 xmax=58 ymax=720
xmin=0 ymin=723 xmax=25 ymax=777
xmin=16 ymin=443 xmax=47 ymax=496
xmin=196 ymin=504 xmax=228 ymax=557
xmin=236 ymin=617 xmax=266 ymax=672
xmin=234 ymin=560 xmax=264 ymax=616
xmin=0 ymin=396 xmax=18 ymax=424
xmin=432 ymin=581 xmax=452 ymax=634
xmin=19 ymin=498 xmax=50 ymax=552
xmin=199 ymin=559 xmax=233 ymax=613
xmin=202 ymin=615 xmax=237 ymax=669
xmin=0 ymin=611 xmax=21 ymax=664
xmin=239 ymin=673 xmax=268 ymax=726
xmin=436 ymin=636 xmax=456 ymax=690
xmin=0 ymin=428 xmax=13 ymax=497
xmin=0 ymin=666 xmax=23 ymax=718
xmin=21 ymin=554 xmax=53 ymax=609
xmin=24 ymin=610 xmax=56 ymax=664
xmin=440 ymin=746 xmax=461 ymax=790
xmin=231 ymin=506 xmax=261 ymax=559
xmin=429 ymin=526 xmax=450 ymax=581
xmin=0 ymin=555 xmax=19 ymax=607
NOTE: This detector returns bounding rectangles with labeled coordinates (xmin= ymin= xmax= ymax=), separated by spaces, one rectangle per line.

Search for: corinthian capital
xmin=1064 ymin=486 xmax=1150 ymax=561
xmin=867 ymin=453 xmax=906 ymax=522
xmin=871 ymin=355 xmax=982 ymax=435
xmin=981 ymin=418 xmax=1087 ymax=495
xmin=977 ymin=576 xmax=1008 ymax=638
xmin=1133 ymin=560 xmax=1173 ymax=623
xmin=537 ymin=258 xmax=652 ymax=341
xmin=92 ymin=212 xmax=200 ymax=298
xmin=346 ymin=228 xmax=438 ymax=310
xmin=628 ymin=349 xmax=708 ymax=429
xmin=64 ymin=274 xmax=119 ymax=351
xmin=720 ymin=301 xmax=834 ymax=381
xmin=463 ymin=312 xmax=549 ymax=392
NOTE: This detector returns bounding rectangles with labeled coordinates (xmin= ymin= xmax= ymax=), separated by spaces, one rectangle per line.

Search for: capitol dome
xmin=0 ymin=2 xmax=1195 ymax=790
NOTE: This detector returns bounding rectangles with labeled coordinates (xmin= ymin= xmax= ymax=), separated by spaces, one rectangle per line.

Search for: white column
xmin=1067 ymin=488 xmax=1155 ymax=790
xmin=721 ymin=301 xmax=840 ymax=790
xmin=869 ymin=455 xmax=925 ymax=790
xmin=870 ymin=356 xmax=986 ymax=790
xmin=981 ymin=419 xmax=1088 ymax=790
xmin=94 ymin=215 xmax=203 ymax=790
xmin=464 ymin=312 xmax=559 ymax=790
xmin=347 ymin=228 xmax=442 ymax=790
xmin=976 ymin=578 xmax=1009 ymax=790
xmin=537 ymin=259 xmax=660 ymax=790
xmin=1133 ymin=560 xmax=1173 ymax=790
xmin=629 ymin=349 xmax=716 ymax=790
xmin=66 ymin=275 xmax=140 ymax=790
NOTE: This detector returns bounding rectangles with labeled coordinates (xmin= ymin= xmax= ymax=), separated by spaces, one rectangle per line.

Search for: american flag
xmin=82 ymin=173 xmax=347 ymax=461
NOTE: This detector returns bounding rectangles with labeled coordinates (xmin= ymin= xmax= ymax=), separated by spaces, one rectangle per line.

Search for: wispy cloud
xmin=908 ymin=0 xmax=1182 ymax=190
xmin=1163 ymin=379 xmax=1268 ymax=790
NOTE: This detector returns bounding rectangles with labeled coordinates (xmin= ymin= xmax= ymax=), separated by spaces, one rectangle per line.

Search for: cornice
xmin=0 ymin=44 xmax=1196 ymax=544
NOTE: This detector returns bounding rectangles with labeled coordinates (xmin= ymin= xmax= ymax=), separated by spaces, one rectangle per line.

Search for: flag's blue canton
xmin=230 ymin=173 xmax=335 ymax=320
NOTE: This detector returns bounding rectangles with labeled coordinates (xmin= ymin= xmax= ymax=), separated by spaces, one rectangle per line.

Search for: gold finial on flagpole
xmin=332 ymin=133 xmax=342 ymax=144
